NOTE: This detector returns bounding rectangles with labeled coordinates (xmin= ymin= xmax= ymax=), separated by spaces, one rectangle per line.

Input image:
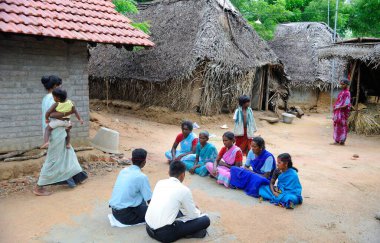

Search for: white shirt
xmin=145 ymin=177 xmax=201 ymax=230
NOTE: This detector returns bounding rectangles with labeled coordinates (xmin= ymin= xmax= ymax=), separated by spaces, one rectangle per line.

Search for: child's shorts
xmin=49 ymin=118 xmax=71 ymax=129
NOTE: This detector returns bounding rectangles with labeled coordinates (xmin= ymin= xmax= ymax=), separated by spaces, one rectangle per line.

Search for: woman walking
xmin=34 ymin=75 xmax=87 ymax=196
xmin=331 ymin=79 xmax=351 ymax=145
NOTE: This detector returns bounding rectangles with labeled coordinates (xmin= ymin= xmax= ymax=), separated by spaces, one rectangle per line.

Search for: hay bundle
xmin=348 ymin=110 xmax=380 ymax=135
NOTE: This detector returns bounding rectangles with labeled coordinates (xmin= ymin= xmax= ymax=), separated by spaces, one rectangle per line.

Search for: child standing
xmin=41 ymin=88 xmax=83 ymax=149
xmin=233 ymin=95 xmax=257 ymax=155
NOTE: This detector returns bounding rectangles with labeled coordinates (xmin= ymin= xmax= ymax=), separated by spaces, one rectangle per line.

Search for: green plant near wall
xmin=113 ymin=0 xmax=151 ymax=51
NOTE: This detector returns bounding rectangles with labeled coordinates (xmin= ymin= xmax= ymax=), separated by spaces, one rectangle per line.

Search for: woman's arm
xmin=49 ymin=109 xmax=74 ymax=119
xmin=171 ymin=142 xmax=179 ymax=161
xmin=269 ymin=178 xmax=279 ymax=197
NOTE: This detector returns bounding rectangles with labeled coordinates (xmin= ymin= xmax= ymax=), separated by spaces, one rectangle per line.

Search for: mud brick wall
xmin=0 ymin=34 xmax=89 ymax=153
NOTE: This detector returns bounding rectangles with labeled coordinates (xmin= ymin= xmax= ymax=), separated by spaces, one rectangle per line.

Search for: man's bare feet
xmin=66 ymin=143 xmax=71 ymax=149
xmin=33 ymin=186 xmax=51 ymax=196
xmin=40 ymin=143 xmax=49 ymax=149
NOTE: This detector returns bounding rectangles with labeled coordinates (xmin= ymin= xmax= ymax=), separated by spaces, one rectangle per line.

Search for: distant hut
xmin=319 ymin=38 xmax=380 ymax=135
xmin=89 ymin=0 xmax=289 ymax=116
xmin=269 ymin=22 xmax=345 ymax=110
xmin=0 ymin=0 xmax=153 ymax=152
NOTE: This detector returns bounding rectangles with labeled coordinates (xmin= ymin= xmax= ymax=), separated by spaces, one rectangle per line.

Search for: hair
xmin=238 ymin=95 xmax=251 ymax=106
xmin=199 ymin=130 xmax=209 ymax=138
xmin=223 ymin=131 xmax=235 ymax=141
xmin=169 ymin=161 xmax=186 ymax=178
xmin=181 ymin=120 xmax=193 ymax=131
xmin=252 ymin=136 xmax=265 ymax=150
xmin=41 ymin=75 xmax=62 ymax=91
xmin=277 ymin=153 xmax=298 ymax=172
xmin=340 ymin=78 xmax=350 ymax=86
xmin=132 ymin=148 xmax=147 ymax=166
xmin=52 ymin=88 xmax=67 ymax=102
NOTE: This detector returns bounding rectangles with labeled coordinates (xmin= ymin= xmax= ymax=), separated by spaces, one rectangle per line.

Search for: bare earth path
xmin=0 ymin=110 xmax=379 ymax=242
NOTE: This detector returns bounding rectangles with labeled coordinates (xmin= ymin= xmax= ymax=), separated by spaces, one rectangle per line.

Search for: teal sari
xmin=37 ymin=127 xmax=87 ymax=186
xmin=183 ymin=142 xmax=217 ymax=176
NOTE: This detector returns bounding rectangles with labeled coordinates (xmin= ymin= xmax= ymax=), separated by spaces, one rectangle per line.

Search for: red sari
xmin=333 ymin=88 xmax=351 ymax=143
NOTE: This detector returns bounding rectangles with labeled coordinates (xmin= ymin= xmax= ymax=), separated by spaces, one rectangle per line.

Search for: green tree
xmin=112 ymin=0 xmax=151 ymax=35
xmin=302 ymin=0 xmax=352 ymax=36
xmin=232 ymin=0 xmax=293 ymax=40
xmin=348 ymin=0 xmax=380 ymax=37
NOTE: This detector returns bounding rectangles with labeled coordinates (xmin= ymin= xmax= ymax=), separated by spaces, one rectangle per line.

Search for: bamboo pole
xmin=265 ymin=67 xmax=270 ymax=111
xmin=355 ymin=63 xmax=361 ymax=114
xmin=106 ymin=78 xmax=109 ymax=111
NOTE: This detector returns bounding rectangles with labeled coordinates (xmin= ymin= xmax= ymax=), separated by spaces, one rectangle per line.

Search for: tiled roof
xmin=0 ymin=0 xmax=154 ymax=46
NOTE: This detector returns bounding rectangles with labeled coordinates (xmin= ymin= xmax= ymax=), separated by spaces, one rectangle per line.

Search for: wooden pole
xmin=106 ymin=79 xmax=109 ymax=111
xmin=355 ymin=63 xmax=361 ymax=113
xmin=265 ymin=66 xmax=270 ymax=111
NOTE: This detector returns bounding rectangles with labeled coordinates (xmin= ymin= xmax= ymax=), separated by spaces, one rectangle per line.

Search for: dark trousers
xmin=112 ymin=202 xmax=148 ymax=225
xmin=146 ymin=215 xmax=210 ymax=242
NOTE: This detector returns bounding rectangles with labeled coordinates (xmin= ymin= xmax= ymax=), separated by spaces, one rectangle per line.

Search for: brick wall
xmin=0 ymin=34 xmax=89 ymax=153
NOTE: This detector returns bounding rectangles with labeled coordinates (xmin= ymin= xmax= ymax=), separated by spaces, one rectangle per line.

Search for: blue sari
xmin=182 ymin=142 xmax=218 ymax=176
xmin=165 ymin=132 xmax=197 ymax=161
xmin=230 ymin=150 xmax=275 ymax=197
xmin=259 ymin=168 xmax=302 ymax=208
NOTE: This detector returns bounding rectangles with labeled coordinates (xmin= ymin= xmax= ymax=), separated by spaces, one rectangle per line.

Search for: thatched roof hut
xmin=319 ymin=38 xmax=380 ymax=135
xmin=269 ymin=22 xmax=345 ymax=90
xmin=89 ymin=0 xmax=289 ymax=115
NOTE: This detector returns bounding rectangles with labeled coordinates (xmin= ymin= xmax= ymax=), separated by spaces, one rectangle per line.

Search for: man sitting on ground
xmin=145 ymin=161 xmax=211 ymax=242
xmin=109 ymin=148 xmax=152 ymax=225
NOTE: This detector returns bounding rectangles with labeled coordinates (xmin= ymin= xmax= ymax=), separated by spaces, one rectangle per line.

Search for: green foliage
xmin=232 ymin=0 xmax=292 ymax=40
xmin=348 ymin=0 xmax=380 ymax=37
xmin=112 ymin=0 xmax=152 ymax=50
xmin=113 ymin=0 xmax=138 ymax=14
xmin=131 ymin=21 xmax=151 ymax=35
xmin=231 ymin=0 xmax=379 ymax=40
xmin=302 ymin=0 xmax=352 ymax=36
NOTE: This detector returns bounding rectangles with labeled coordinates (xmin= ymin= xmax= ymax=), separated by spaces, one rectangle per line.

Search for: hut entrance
xmin=251 ymin=65 xmax=269 ymax=111
xmin=349 ymin=61 xmax=380 ymax=105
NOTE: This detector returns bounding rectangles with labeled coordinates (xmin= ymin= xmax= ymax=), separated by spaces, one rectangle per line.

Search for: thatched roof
xmin=89 ymin=0 xmax=283 ymax=82
xmin=269 ymin=22 xmax=344 ymax=89
xmin=319 ymin=38 xmax=380 ymax=68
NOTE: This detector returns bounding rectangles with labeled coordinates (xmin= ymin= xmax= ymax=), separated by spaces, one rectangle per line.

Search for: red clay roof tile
xmin=0 ymin=0 xmax=153 ymax=46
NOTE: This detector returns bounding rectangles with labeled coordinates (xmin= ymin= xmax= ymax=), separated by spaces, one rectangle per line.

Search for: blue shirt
xmin=109 ymin=165 xmax=152 ymax=210
xmin=245 ymin=150 xmax=274 ymax=173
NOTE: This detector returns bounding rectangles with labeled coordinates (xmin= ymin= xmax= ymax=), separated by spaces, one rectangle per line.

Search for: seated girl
xmin=205 ymin=131 xmax=242 ymax=188
xmin=230 ymin=137 xmax=276 ymax=197
xmin=165 ymin=121 xmax=198 ymax=163
xmin=259 ymin=153 xmax=302 ymax=209
xmin=182 ymin=131 xmax=218 ymax=177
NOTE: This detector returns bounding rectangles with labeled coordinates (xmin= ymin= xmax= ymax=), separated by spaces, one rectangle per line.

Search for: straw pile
xmin=348 ymin=109 xmax=380 ymax=135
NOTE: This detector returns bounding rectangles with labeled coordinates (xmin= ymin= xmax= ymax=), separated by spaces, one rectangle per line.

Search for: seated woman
xmin=259 ymin=153 xmax=302 ymax=209
xmin=165 ymin=121 xmax=198 ymax=163
xmin=205 ymin=131 xmax=242 ymax=188
xmin=182 ymin=131 xmax=218 ymax=177
xmin=230 ymin=137 xmax=276 ymax=197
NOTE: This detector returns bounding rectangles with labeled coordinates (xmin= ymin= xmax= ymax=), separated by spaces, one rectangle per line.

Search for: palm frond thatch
xmin=269 ymin=22 xmax=346 ymax=91
xmin=88 ymin=0 xmax=289 ymax=115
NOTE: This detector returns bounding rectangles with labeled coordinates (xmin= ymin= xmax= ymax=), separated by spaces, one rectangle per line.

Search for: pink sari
xmin=206 ymin=145 xmax=241 ymax=187
xmin=333 ymin=88 xmax=351 ymax=143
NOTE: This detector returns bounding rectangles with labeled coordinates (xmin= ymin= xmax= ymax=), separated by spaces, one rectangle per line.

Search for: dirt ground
xmin=0 ymin=105 xmax=379 ymax=242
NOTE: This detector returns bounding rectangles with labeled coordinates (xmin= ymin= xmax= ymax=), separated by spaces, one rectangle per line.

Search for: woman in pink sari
xmin=332 ymin=79 xmax=351 ymax=145
xmin=206 ymin=132 xmax=243 ymax=187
